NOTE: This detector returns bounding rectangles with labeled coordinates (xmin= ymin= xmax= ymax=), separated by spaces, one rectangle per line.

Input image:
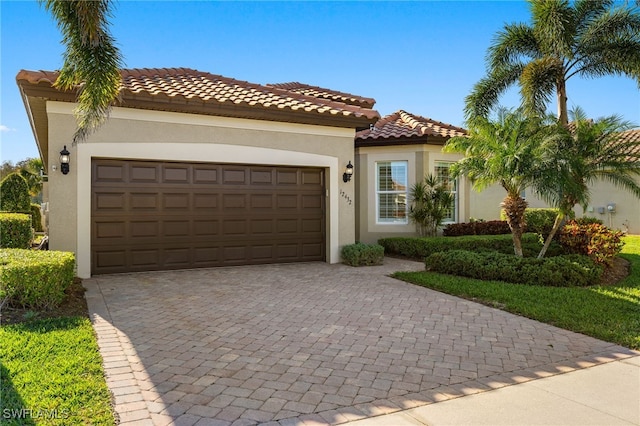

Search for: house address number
xmin=339 ymin=189 xmax=352 ymax=206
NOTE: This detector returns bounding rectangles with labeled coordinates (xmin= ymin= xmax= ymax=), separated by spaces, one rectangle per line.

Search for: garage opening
xmin=91 ymin=159 xmax=326 ymax=274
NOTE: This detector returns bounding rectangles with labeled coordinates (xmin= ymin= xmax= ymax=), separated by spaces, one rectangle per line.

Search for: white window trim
xmin=375 ymin=160 xmax=409 ymax=225
xmin=435 ymin=161 xmax=458 ymax=224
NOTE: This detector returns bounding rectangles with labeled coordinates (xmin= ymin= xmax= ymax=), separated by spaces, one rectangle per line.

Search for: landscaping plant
xmin=408 ymin=174 xmax=454 ymax=237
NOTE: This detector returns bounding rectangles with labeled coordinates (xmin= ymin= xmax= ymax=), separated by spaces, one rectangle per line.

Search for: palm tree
xmin=444 ymin=109 xmax=548 ymax=256
xmin=16 ymin=158 xmax=45 ymax=201
xmin=40 ymin=0 xmax=123 ymax=143
xmin=409 ymin=174 xmax=455 ymax=237
xmin=536 ymin=107 xmax=640 ymax=258
xmin=466 ymin=0 xmax=640 ymax=125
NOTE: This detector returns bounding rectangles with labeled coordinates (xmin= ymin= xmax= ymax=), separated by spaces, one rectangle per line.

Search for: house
xmin=17 ymin=68 xmax=379 ymax=277
xmin=469 ymin=128 xmax=640 ymax=235
xmin=354 ymin=110 xmax=469 ymax=244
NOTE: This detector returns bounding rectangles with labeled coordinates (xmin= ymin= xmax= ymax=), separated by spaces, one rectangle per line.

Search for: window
xmin=376 ymin=161 xmax=408 ymax=223
xmin=435 ymin=162 xmax=458 ymax=223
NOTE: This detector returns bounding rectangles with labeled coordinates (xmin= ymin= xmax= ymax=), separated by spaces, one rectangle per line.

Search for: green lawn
xmin=394 ymin=235 xmax=640 ymax=350
xmin=0 ymin=317 xmax=114 ymax=425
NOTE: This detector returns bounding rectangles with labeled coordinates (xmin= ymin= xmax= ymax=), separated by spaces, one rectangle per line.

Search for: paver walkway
xmin=84 ymin=258 xmax=636 ymax=425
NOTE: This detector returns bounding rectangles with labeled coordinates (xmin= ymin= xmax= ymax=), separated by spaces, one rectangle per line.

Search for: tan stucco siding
xmin=470 ymin=181 xmax=640 ymax=234
xmin=47 ymin=112 xmax=78 ymax=260
xmin=46 ymin=102 xmax=357 ymax=277
xmin=576 ymin=181 xmax=640 ymax=234
xmin=355 ymin=144 xmax=469 ymax=244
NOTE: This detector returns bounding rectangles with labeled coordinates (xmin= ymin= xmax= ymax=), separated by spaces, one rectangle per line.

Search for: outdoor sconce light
xmin=343 ymin=161 xmax=354 ymax=183
xmin=60 ymin=145 xmax=70 ymax=175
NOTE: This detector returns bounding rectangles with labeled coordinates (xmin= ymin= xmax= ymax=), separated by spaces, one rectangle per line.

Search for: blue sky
xmin=2 ymin=0 xmax=639 ymax=164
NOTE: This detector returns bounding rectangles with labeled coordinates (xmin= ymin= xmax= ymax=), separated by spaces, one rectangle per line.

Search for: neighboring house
xmin=470 ymin=128 xmax=640 ymax=235
xmin=17 ymin=68 xmax=379 ymax=277
xmin=354 ymin=110 xmax=469 ymax=244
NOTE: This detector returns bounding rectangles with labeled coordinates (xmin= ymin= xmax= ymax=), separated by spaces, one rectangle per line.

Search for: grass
xmin=0 ymin=317 xmax=114 ymax=425
xmin=393 ymin=235 xmax=640 ymax=350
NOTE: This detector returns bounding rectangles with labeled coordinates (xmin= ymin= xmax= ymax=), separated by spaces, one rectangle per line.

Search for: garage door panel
xmin=194 ymin=193 xmax=219 ymax=209
xmin=130 ymin=193 xmax=159 ymax=210
xmin=223 ymin=220 xmax=247 ymax=235
xmin=277 ymin=194 xmax=298 ymax=208
xmin=95 ymin=192 xmax=125 ymax=209
xmin=223 ymin=168 xmax=247 ymax=184
xmin=250 ymin=194 xmax=273 ymax=209
xmin=164 ymin=248 xmax=190 ymax=266
xmin=193 ymin=220 xmax=219 ymax=236
xmin=130 ymin=221 xmax=159 ymax=238
xmin=92 ymin=159 xmax=325 ymax=274
xmin=95 ymin=250 xmax=127 ymax=269
xmin=164 ymin=193 xmax=190 ymax=209
xmin=223 ymin=194 xmax=247 ymax=209
xmin=164 ymin=220 xmax=190 ymax=237
xmin=130 ymin=165 xmax=160 ymax=183
xmin=250 ymin=169 xmax=274 ymax=184
xmin=276 ymin=169 xmax=298 ymax=184
xmin=95 ymin=221 xmax=126 ymax=239
xmin=302 ymin=170 xmax=322 ymax=185
xmin=163 ymin=166 xmax=189 ymax=183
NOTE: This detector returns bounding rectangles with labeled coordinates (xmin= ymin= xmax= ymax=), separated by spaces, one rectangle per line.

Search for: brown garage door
xmin=91 ymin=159 xmax=325 ymax=274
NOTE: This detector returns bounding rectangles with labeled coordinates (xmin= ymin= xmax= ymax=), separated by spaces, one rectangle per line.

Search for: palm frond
xmin=40 ymin=0 xmax=123 ymax=143
xmin=488 ymin=23 xmax=539 ymax=70
xmin=519 ymin=57 xmax=561 ymax=118
xmin=530 ymin=0 xmax=575 ymax=57
xmin=464 ymin=65 xmax=523 ymax=120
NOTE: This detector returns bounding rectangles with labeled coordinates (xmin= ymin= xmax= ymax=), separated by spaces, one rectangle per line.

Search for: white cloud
xmin=0 ymin=125 xmax=16 ymax=132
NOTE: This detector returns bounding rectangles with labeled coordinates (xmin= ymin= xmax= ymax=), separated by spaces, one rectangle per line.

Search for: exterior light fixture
xmin=343 ymin=161 xmax=354 ymax=182
xmin=60 ymin=145 xmax=70 ymax=175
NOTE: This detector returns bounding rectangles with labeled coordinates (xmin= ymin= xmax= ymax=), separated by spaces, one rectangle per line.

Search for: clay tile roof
xmin=355 ymin=110 xmax=467 ymax=145
xmin=16 ymin=68 xmax=379 ymax=127
xmin=267 ymin=82 xmax=376 ymax=109
xmin=619 ymin=128 xmax=640 ymax=145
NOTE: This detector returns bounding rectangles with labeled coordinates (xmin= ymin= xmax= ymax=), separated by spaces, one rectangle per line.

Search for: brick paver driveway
xmin=84 ymin=258 xmax=635 ymax=425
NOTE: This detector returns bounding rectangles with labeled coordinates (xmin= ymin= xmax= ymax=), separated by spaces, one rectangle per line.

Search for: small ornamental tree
xmin=0 ymin=173 xmax=31 ymax=213
xmin=408 ymin=174 xmax=455 ymax=237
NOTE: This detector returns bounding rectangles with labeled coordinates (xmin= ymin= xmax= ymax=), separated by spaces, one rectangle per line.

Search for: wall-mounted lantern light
xmin=343 ymin=161 xmax=354 ymax=183
xmin=60 ymin=145 xmax=70 ymax=175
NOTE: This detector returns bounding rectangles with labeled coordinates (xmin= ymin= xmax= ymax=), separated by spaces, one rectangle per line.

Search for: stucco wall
xmin=46 ymin=102 xmax=357 ymax=277
xmin=355 ymin=144 xmax=469 ymax=244
xmin=470 ymin=182 xmax=640 ymax=235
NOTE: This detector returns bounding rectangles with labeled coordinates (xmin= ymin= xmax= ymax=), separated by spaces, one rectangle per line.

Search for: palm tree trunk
xmin=556 ymin=77 xmax=569 ymax=127
xmin=537 ymin=213 xmax=565 ymax=259
xmin=501 ymin=195 xmax=528 ymax=257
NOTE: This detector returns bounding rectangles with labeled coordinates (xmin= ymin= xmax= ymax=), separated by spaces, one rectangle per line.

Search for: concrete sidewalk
xmin=347 ymin=355 xmax=640 ymax=426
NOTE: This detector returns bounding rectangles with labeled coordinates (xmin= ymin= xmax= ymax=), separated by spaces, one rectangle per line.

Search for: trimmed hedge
xmin=342 ymin=243 xmax=384 ymax=266
xmin=0 ymin=173 xmax=31 ymax=213
xmin=499 ymin=208 xmax=575 ymax=238
xmin=379 ymin=234 xmax=542 ymax=260
xmin=0 ymin=249 xmax=75 ymax=309
xmin=0 ymin=213 xmax=32 ymax=248
xmin=30 ymin=203 xmax=43 ymax=232
xmin=425 ymin=249 xmax=602 ymax=287
xmin=443 ymin=220 xmax=510 ymax=236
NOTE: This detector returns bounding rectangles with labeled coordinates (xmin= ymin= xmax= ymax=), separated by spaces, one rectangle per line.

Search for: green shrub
xmin=575 ymin=216 xmax=603 ymax=226
xmin=443 ymin=220 xmax=511 ymax=236
xmin=0 ymin=173 xmax=31 ymax=213
xmin=0 ymin=249 xmax=75 ymax=309
xmin=500 ymin=208 xmax=574 ymax=238
xmin=560 ymin=221 xmax=625 ymax=266
xmin=425 ymin=249 xmax=602 ymax=287
xmin=30 ymin=203 xmax=43 ymax=232
xmin=0 ymin=213 xmax=32 ymax=248
xmin=342 ymin=243 xmax=384 ymax=266
xmin=379 ymin=234 xmax=542 ymax=260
